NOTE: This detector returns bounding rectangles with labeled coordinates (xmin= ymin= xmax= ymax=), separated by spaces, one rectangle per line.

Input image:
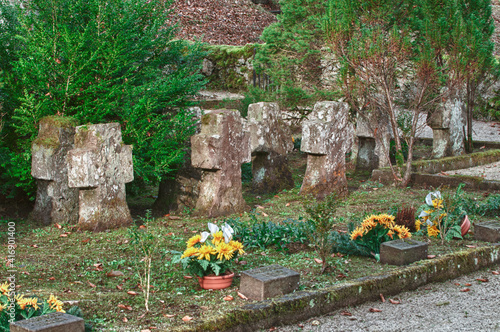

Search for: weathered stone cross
xmin=191 ymin=110 xmax=251 ymax=217
xmin=67 ymin=123 xmax=133 ymax=231
xmin=248 ymin=102 xmax=293 ymax=193
xmin=300 ymin=101 xmax=350 ymax=199
xmin=31 ymin=116 xmax=79 ymax=225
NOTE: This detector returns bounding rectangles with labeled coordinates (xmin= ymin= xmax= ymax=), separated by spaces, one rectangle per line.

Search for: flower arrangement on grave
xmin=417 ymin=188 xmax=467 ymax=244
xmin=350 ymin=214 xmax=411 ymax=261
xmin=173 ymin=222 xmax=245 ymax=278
xmin=0 ymin=282 xmax=65 ymax=328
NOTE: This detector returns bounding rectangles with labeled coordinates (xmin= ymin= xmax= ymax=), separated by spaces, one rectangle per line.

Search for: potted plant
xmin=173 ymin=222 xmax=245 ymax=290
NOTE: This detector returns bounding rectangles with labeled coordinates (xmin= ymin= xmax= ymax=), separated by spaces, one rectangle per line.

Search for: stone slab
xmin=10 ymin=312 xmax=84 ymax=332
xmin=239 ymin=264 xmax=300 ymax=301
xmin=380 ymin=239 xmax=428 ymax=266
xmin=475 ymin=221 xmax=500 ymax=243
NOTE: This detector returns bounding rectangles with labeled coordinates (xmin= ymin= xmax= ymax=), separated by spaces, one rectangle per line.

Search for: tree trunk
xmin=152 ymin=177 xmax=177 ymax=217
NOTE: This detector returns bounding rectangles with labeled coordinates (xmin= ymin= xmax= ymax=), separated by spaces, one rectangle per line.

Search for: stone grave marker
xmin=10 ymin=312 xmax=84 ymax=332
xmin=354 ymin=111 xmax=391 ymax=170
xmin=380 ymin=239 xmax=428 ymax=266
xmin=427 ymin=92 xmax=465 ymax=158
xmin=475 ymin=221 xmax=500 ymax=243
xmin=239 ymin=264 xmax=300 ymax=301
xmin=31 ymin=116 xmax=79 ymax=225
xmin=191 ymin=110 xmax=251 ymax=217
xmin=248 ymin=102 xmax=293 ymax=193
xmin=300 ymin=101 xmax=350 ymax=199
xmin=67 ymin=123 xmax=133 ymax=231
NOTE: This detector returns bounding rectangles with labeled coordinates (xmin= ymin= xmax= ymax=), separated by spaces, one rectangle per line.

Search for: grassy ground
xmin=1 ymin=149 xmax=499 ymax=331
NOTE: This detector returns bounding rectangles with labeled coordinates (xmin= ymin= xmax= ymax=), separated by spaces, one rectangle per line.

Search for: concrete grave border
xmin=172 ymin=244 xmax=500 ymax=332
xmin=372 ymin=149 xmax=500 ymax=190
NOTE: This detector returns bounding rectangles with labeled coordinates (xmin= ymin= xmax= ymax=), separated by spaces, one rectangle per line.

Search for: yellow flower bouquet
xmin=417 ymin=188 xmax=466 ymax=244
xmin=0 ymin=282 xmax=65 ymax=328
xmin=349 ymin=214 xmax=411 ymax=261
xmin=173 ymin=222 xmax=245 ymax=277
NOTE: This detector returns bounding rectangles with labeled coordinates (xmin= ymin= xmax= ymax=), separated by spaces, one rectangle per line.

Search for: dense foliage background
xmin=0 ymin=0 xmax=206 ymax=199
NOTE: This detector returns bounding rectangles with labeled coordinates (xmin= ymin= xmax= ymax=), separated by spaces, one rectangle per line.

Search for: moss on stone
xmin=32 ymin=116 xmax=78 ymax=149
xmin=204 ymin=44 xmax=257 ymax=92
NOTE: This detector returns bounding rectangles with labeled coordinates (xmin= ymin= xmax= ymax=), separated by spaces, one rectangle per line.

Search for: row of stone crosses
xmin=30 ymin=99 xmax=463 ymax=231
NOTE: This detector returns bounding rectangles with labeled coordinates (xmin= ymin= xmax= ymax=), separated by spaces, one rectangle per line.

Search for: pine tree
xmin=255 ymin=0 xmax=328 ymax=109
xmin=0 ymin=0 xmax=206 ymax=198
xmin=456 ymin=0 xmax=496 ymax=152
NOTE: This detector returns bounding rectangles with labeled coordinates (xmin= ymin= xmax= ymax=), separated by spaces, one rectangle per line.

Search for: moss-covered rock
xmin=203 ymin=44 xmax=258 ymax=92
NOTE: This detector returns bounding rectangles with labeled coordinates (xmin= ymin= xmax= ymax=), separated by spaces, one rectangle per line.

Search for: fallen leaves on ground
xmin=380 ymin=293 xmax=385 ymax=302
xmin=460 ymin=288 xmax=471 ymax=292
xmin=223 ymin=295 xmax=234 ymax=301
xmin=369 ymin=308 xmax=382 ymax=312
xmin=118 ymin=304 xmax=133 ymax=311
xmin=170 ymin=0 xmax=276 ymax=45
xmin=389 ymin=299 xmax=401 ymax=304
xmin=87 ymin=281 xmax=96 ymax=288
xmin=107 ymin=271 xmax=124 ymax=277
xmin=476 ymin=278 xmax=489 ymax=282
xmin=182 ymin=316 xmax=193 ymax=322
xmin=340 ymin=311 xmax=352 ymax=316
xmin=127 ymin=291 xmax=139 ymax=296
xmin=237 ymin=292 xmax=248 ymax=300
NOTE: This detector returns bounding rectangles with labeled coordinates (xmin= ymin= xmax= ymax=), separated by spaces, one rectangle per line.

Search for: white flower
xmin=201 ymin=222 xmax=220 ymax=243
xmin=418 ymin=210 xmax=429 ymax=218
xmin=221 ymin=223 xmax=234 ymax=243
xmin=425 ymin=191 xmax=442 ymax=206
xmin=207 ymin=222 xmax=219 ymax=234
xmin=200 ymin=232 xmax=210 ymax=243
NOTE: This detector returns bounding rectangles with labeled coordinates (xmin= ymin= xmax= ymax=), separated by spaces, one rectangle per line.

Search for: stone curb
xmin=372 ymin=170 xmax=500 ymax=191
xmin=173 ymin=244 xmax=500 ymax=332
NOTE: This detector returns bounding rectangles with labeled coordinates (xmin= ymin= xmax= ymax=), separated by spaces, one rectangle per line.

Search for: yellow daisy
xmin=17 ymin=297 xmax=39 ymax=310
xmin=432 ymin=198 xmax=444 ymax=209
xmin=350 ymin=226 xmax=364 ymax=241
xmin=398 ymin=226 xmax=411 ymax=239
xmin=212 ymin=231 xmax=224 ymax=245
xmin=0 ymin=282 xmax=9 ymax=296
xmin=361 ymin=218 xmax=377 ymax=230
xmin=427 ymin=225 xmax=440 ymax=237
xmin=387 ymin=229 xmax=395 ymax=239
xmin=181 ymin=247 xmax=199 ymax=259
xmin=197 ymin=245 xmax=216 ymax=261
xmin=415 ymin=219 xmax=421 ymax=231
xmin=216 ymin=242 xmax=234 ymax=261
xmin=48 ymin=294 xmax=65 ymax=313
xmin=229 ymin=241 xmax=245 ymax=255
xmin=376 ymin=214 xmax=395 ymax=228
xmin=187 ymin=235 xmax=202 ymax=248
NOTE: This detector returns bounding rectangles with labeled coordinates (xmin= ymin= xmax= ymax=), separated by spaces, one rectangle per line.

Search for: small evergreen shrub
xmin=225 ymin=215 xmax=311 ymax=252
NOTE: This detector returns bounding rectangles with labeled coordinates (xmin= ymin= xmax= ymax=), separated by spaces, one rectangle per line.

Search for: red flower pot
xmin=461 ymin=215 xmax=471 ymax=237
xmin=197 ymin=271 xmax=234 ymax=290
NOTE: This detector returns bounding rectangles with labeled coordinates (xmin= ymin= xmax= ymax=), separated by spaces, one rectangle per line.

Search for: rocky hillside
xmin=171 ymin=0 xmax=276 ymax=45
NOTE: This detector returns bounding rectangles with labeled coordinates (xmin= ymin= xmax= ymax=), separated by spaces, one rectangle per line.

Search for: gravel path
xmin=270 ymin=264 xmax=500 ymax=332
xmin=447 ymin=161 xmax=500 ymax=182
xmin=417 ymin=119 xmax=500 ymax=143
